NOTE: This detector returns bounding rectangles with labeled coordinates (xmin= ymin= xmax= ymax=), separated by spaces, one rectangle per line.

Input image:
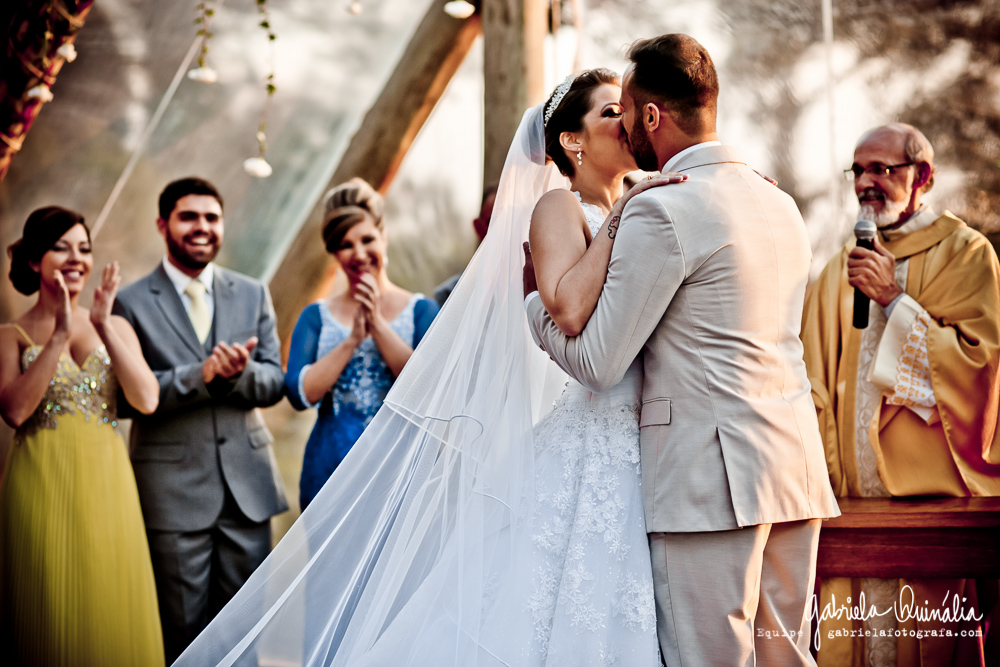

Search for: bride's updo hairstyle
xmin=543 ymin=68 xmax=620 ymax=178
xmin=7 ymin=206 xmax=88 ymax=295
xmin=321 ymin=177 xmax=385 ymax=253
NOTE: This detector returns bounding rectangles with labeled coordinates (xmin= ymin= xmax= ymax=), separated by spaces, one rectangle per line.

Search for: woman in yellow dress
xmin=0 ymin=207 xmax=164 ymax=666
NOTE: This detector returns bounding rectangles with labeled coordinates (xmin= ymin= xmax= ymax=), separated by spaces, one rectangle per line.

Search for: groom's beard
xmin=628 ymin=115 xmax=659 ymax=172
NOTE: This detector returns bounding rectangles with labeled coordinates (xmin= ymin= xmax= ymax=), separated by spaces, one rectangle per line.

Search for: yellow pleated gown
xmin=0 ymin=335 xmax=164 ymax=666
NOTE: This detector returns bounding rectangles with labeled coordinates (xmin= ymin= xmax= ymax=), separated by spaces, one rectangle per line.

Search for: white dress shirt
xmin=162 ymin=256 xmax=216 ymax=324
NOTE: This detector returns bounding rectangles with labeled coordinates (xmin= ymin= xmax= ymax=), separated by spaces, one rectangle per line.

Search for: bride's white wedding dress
xmin=511 ymin=197 xmax=657 ymax=664
xmin=173 ymin=104 xmax=658 ymax=667
xmin=349 ymin=197 xmax=658 ymax=667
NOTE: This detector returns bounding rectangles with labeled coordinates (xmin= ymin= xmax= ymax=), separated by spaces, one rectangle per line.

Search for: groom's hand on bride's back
xmin=523 ymin=242 xmax=537 ymax=298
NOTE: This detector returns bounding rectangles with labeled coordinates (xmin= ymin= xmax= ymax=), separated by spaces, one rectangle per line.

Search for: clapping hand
xmin=348 ymin=305 xmax=369 ymax=346
xmin=90 ymin=263 xmax=121 ymax=330
xmin=353 ymin=273 xmax=385 ymax=330
xmin=203 ymin=337 xmax=258 ymax=383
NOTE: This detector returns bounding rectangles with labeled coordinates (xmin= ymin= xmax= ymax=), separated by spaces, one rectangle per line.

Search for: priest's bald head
xmin=849 ymin=123 xmax=935 ymax=229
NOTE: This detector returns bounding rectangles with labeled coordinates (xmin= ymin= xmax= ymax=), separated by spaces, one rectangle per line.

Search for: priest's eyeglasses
xmin=843 ymin=162 xmax=914 ymax=180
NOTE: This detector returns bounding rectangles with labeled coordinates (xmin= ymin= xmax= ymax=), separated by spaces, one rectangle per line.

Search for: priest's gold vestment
xmin=802 ymin=211 xmax=1000 ymax=666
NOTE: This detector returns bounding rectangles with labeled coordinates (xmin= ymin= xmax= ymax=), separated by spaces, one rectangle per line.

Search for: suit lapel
xmin=150 ymin=265 xmax=205 ymax=357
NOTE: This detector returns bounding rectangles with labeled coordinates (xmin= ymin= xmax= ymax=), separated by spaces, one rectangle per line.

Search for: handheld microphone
xmin=852 ymin=219 xmax=877 ymax=329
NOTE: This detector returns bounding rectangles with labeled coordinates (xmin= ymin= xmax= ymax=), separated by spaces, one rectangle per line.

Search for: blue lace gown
xmin=285 ymin=294 xmax=438 ymax=509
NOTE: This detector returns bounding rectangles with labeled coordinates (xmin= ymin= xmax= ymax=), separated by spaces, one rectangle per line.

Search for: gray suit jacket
xmin=114 ymin=264 xmax=289 ymax=532
xmin=527 ymin=145 xmax=839 ymax=533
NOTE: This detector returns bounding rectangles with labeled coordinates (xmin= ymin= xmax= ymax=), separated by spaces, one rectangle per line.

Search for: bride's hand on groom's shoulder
xmin=618 ymin=172 xmax=688 ymax=213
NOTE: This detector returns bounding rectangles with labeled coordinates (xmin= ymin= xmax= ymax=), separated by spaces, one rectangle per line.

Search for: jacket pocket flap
xmin=248 ymin=427 xmax=274 ymax=449
xmin=132 ymin=443 xmax=186 ymax=462
xmin=246 ymin=407 xmax=267 ymax=431
xmin=640 ymin=398 xmax=671 ymax=427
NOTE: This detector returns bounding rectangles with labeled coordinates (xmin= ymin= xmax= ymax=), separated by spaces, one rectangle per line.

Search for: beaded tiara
xmin=543 ymin=74 xmax=577 ymax=127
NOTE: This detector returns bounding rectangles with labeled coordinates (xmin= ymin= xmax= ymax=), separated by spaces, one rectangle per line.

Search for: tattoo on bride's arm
xmin=608 ymin=215 xmax=620 ymax=240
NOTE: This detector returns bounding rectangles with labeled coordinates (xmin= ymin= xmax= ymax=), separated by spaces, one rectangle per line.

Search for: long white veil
xmin=174 ymin=103 xmax=570 ymax=666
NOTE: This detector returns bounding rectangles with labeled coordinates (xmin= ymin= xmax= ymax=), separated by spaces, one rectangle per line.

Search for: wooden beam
xmin=268 ymin=3 xmax=482 ymax=348
xmin=482 ymin=0 xmax=547 ymax=189
xmin=0 ymin=1 xmax=94 ymax=184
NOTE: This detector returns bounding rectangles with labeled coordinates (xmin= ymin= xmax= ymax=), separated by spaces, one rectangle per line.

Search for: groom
xmin=524 ymin=35 xmax=839 ymax=665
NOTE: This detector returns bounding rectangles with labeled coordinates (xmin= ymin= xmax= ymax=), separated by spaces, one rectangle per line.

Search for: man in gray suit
xmin=114 ymin=177 xmax=288 ymax=662
xmin=524 ymin=35 xmax=839 ymax=665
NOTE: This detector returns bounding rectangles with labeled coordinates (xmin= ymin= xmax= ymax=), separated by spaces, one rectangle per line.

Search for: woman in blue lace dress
xmin=285 ymin=178 xmax=438 ymax=510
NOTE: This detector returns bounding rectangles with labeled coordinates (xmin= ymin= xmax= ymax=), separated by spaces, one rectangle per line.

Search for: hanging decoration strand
xmin=195 ymin=1 xmax=215 ymax=68
xmin=243 ymin=0 xmax=277 ymax=177
xmin=188 ymin=1 xmax=219 ymax=82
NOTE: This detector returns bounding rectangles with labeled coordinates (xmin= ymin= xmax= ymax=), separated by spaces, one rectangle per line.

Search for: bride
xmin=176 ymin=69 xmax=684 ymax=666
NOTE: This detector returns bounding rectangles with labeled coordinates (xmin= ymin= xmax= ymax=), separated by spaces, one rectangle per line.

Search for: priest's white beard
xmin=858 ymin=196 xmax=909 ymax=228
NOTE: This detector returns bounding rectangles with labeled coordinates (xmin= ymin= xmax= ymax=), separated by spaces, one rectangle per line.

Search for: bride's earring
xmin=577 ymin=150 xmax=583 ymax=166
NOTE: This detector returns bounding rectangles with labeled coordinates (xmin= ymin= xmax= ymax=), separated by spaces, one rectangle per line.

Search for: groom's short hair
xmin=626 ymin=34 xmax=718 ymax=136
xmin=158 ymin=177 xmax=224 ymax=221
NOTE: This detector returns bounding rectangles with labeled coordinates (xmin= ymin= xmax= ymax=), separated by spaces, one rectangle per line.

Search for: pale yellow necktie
xmin=184 ymin=280 xmax=211 ymax=343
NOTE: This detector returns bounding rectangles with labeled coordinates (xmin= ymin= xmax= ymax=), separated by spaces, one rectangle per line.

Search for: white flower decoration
xmin=443 ymin=1 xmax=475 ymax=19
xmin=56 ymin=43 xmax=78 ymax=62
xmin=243 ymin=157 xmax=273 ymax=178
xmin=26 ymin=85 xmax=54 ymax=102
xmin=187 ymin=66 xmax=218 ymax=84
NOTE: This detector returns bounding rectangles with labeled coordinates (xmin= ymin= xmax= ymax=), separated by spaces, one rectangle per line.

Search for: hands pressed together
xmin=203 ymin=338 xmax=259 ymax=384
xmin=347 ymin=273 xmax=385 ymax=346
xmin=847 ymin=234 xmax=903 ymax=308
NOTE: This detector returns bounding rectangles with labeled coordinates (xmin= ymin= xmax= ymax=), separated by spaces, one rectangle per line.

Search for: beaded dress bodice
xmin=17 ymin=345 xmax=120 ymax=441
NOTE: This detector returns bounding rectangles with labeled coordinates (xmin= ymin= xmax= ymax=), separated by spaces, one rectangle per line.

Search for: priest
xmin=802 ymin=122 xmax=1000 ymax=666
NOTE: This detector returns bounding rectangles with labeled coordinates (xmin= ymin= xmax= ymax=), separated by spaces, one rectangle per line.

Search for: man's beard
xmin=628 ymin=115 xmax=659 ymax=172
xmin=856 ymin=191 xmax=909 ymax=228
xmin=166 ymin=231 xmax=219 ymax=270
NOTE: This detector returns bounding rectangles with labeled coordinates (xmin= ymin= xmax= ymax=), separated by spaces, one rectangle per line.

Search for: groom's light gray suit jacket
xmin=114 ymin=264 xmax=288 ymax=532
xmin=527 ymin=145 xmax=840 ymax=533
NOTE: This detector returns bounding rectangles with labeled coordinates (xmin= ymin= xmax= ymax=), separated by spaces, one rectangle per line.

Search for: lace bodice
xmin=564 ymin=191 xmax=644 ymax=404
xmin=519 ymin=193 xmax=654 ymax=663
xmin=572 ymin=190 xmax=607 ymax=238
